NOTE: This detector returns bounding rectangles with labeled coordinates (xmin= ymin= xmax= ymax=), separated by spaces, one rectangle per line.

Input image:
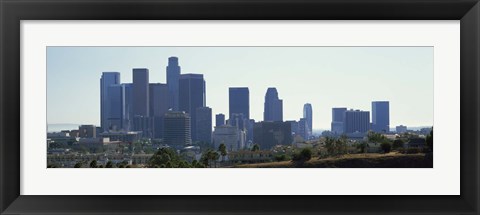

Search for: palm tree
xmin=218 ymin=143 xmax=227 ymax=162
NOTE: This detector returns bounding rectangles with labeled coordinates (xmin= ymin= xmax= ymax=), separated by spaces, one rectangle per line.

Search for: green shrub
xmin=380 ymin=142 xmax=392 ymax=153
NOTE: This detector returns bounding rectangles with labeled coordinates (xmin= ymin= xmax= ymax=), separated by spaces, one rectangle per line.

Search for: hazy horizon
xmin=47 ymin=46 xmax=434 ymax=130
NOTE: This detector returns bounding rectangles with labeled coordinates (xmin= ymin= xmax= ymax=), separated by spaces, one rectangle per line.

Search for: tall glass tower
xmin=263 ymin=87 xmax=283 ymax=122
xmin=372 ymin=101 xmax=390 ymax=133
xmin=303 ymin=103 xmax=313 ymax=137
xmin=179 ymin=74 xmax=206 ymax=141
xmin=100 ymin=72 xmax=120 ymax=132
xmin=166 ymin=57 xmax=181 ymax=111
xmin=229 ymin=87 xmax=250 ymax=120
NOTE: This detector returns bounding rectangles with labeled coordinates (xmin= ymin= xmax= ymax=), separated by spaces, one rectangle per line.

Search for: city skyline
xmin=47 ymin=47 xmax=433 ymax=129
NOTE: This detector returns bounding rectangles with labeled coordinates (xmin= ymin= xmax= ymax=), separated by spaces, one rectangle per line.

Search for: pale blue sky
xmin=47 ymin=47 xmax=433 ymax=130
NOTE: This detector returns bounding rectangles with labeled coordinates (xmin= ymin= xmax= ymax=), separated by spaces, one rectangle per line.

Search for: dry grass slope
xmin=233 ymin=152 xmax=433 ymax=168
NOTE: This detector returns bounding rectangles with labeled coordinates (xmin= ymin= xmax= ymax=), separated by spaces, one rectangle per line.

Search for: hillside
xmin=233 ymin=152 xmax=433 ymax=168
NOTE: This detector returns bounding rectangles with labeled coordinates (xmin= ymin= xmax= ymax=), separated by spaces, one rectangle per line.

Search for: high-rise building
xmin=166 ymin=57 xmax=181 ymax=111
xmin=100 ymin=72 xmax=120 ymax=132
xmin=163 ymin=111 xmax=191 ymax=146
xmin=132 ymin=68 xmax=149 ymax=117
xmin=286 ymin=120 xmax=299 ymax=136
xmin=372 ymin=101 xmax=390 ymax=133
xmin=196 ymin=107 xmax=212 ymax=144
xmin=149 ymin=83 xmax=169 ymax=139
xmin=253 ymin=121 xmax=292 ymax=150
xmin=298 ymin=118 xmax=309 ymax=140
xmin=344 ymin=109 xmax=370 ymax=133
xmin=263 ymin=88 xmax=283 ymax=122
xmin=228 ymin=113 xmax=247 ymax=131
xmin=121 ymin=83 xmax=133 ymax=131
xmin=215 ymin=113 xmax=225 ymax=127
xmin=106 ymin=84 xmax=123 ymax=131
xmin=229 ymin=87 xmax=249 ymax=120
xmin=179 ymin=74 xmax=206 ymax=142
xmin=331 ymin=107 xmax=347 ymax=134
xmin=303 ymin=103 xmax=313 ymax=138
xmin=149 ymin=83 xmax=169 ymax=117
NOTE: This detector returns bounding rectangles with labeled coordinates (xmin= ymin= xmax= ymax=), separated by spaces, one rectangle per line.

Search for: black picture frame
xmin=1 ymin=0 xmax=479 ymax=214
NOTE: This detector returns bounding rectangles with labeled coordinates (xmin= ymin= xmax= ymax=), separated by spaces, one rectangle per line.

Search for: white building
xmin=396 ymin=125 xmax=407 ymax=133
xmin=213 ymin=125 xmax=245 ymax=151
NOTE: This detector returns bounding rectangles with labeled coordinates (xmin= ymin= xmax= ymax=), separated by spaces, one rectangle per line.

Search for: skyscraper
xmin=298 ymin=118 xmax=309 ymax=140
xmin=215 ymin=113 xmax=225 ymax=127
xmin=263 ymin=88 xmax=283 ymax=122
xmin=121 ymin=83 xmax=133 ymax=131
xmin=149 ymin=83 xmax=169 ymax=117
xmin=179 ymin=74 xmax=206 ymax=142
xmin=331 ymin=107 xmax=347 ymax=134
xmin=163 ymin=111 xmax=191 ymax=146
xmin=100 ymin=72 xmax=120 ymax=132
xmin=106 ymin=84 xmax=123 ymax=131
xmin=344 ymin=109 xmax=370 ymax=133
xmin=132 ymin=68 xmax=149 ymax=117
xmin=372 ymin=101 xmax=390 ymax=133
xmin=303 ymin=103 xmax=313 ymax=138
xmin=166 ymin=57 xmax=181 ymax=111
xmin=229 ymin=87 xmax=250 ymax=120
xmin=196 ymin=107 xmax=212 ymax=143
xmin=149 ymin=83 xmax=169 ymax=138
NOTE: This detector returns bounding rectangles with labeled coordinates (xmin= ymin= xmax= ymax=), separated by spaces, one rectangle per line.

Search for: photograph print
xmin=47 ymin=46 xmax=433 ymax=168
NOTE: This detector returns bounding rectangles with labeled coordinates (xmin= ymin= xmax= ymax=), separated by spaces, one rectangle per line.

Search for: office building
xmin=298 ymin=118 xmax=309 ymax=140
xmin=163 ymin=111 xmax=191 ymax=146
xmin=179 ymin=74 xmax=206 ymax=142
xmin=253 ymin=121 xmax=292 ymax=150
xmin=344 ymin=109 xmax=370 ymax=133
xmin=331 ymin=107 xmax=347 ymax=134
xmin=229 ymin=87 xmax=250 ymax=120
xmin=286 ymin=120 xmax=299 ymax=136
xmin=216 ymin=113 xmax=225 ymax=127
xmin=106 ymin=84 xmax=123 ymax=131
xmin=396 ymin=125 xmax=407 ymax=133
xmin=149 ymin=83 xmax=169 ymax=138
xmin=372 ymin=101 xmax=390 ymax=133
xmin=213 ymin=125 xmax=245 ymax=152
xmin=132 ymin=68 xmax=149 ymax=117
xmin=121 ymin=83 xmax=133 ymax=131
xmin=100 ymin=72 xmax=120 ymax=132
xmin=303 ymin=103 xmax=313 ymax=138
xmin=263 ymin=87 xmax=283 ymax=122
xmin=79 ymin=125 xmax=97 ymax=138
xmin=196 ymin=107 xmax=212 ymax=143
xmin=166 ymin=57 xmax=181 ymax=111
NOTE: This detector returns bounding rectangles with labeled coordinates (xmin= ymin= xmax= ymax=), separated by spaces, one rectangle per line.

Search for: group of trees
xmin=323 ymin=136 xmax=348 ymax=156
xmin=73 ymin=160 xmax=130 ymax=168
xmin=147 ymin=143 xmax=230 ymax=168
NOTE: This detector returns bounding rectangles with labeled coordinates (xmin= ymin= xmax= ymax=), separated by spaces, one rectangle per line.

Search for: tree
xmin=74 ymin=162 xmax=83 ymax=168
xmin=105 ymin=161 xmax=114 ymax=168
xmin=148 ymin=147 xmax=182 ymax=168
xmin=356 ymin=141 xmax=369 ymax=153
xmin=380 ymin=142 xmax=392 ymax=153
xmin=218 ymin=143 xmax=227 ymax=161
xmin=89 ymin=160 xmax=97 ymax=168
xmin=200 ymin=150 xmax=220 ymax=168
xmin=425 ymin=128 xmax=433 ymax=152
xmin=392 ymin=139 xmax=404 ymax=149
xmin=292 ymin=148 xmax=312 ymax=162
xmin=251 ymin=144 xmax=260 ymax=152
